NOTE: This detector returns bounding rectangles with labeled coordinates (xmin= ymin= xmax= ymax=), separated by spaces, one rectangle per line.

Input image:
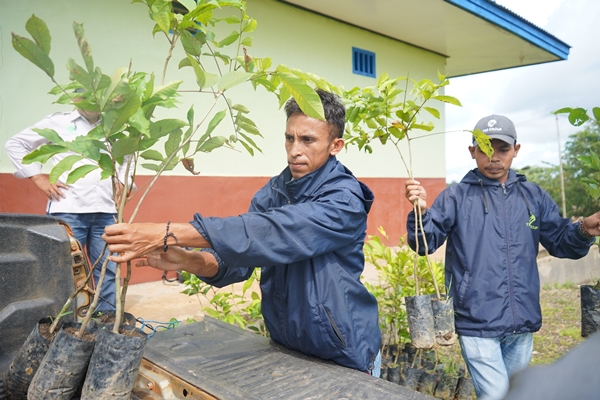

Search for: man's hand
xmin=103 ymin=222 xmax=212 ymax=263
xmin=582 ymin=211 xmax=600 ymax=237
xmin=30 ymin=174 xmax=68 ymax=201
xmin=136 ymin=247 xmax=219 ymax=278
xmin=405 ymin=179 xmax=427 ymax=214
xmin=103 ymin=223 xmax=165 ymax=263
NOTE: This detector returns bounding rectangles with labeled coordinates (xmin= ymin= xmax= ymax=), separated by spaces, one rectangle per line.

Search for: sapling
xmin=12 ymin=0 xmax=337 ymax=337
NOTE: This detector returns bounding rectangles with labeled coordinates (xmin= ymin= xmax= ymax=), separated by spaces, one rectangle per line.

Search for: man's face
xmin=285 ymin=113 xmax=344 ymax=179
xmin=469 ymin=139 xmax=520 ymax=183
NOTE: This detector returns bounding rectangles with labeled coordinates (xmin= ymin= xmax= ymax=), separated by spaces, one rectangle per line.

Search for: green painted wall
xmin=0 ymin=0 xmax=447 ymax=179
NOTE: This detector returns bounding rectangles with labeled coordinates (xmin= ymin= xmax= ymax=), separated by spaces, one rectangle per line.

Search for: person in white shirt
xmin=5 ymin=103 xmax=131 ymax=311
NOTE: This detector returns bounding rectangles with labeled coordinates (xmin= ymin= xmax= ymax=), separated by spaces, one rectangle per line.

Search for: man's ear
xmin=513 ymin=143 xmax=521 ymax=157
xmin=329 ymin=138 xmax=345 ymax=156
xmin=468 ymin=146 xmax=476 ymax=159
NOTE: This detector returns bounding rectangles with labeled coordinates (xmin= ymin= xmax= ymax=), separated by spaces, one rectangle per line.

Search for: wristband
xmin=163 ymin=221 xmax=179 ymax=252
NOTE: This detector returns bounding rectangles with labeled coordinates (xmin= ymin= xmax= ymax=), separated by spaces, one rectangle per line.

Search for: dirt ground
xmin=125 ymin=243 xmax=446 ymax=329
xmin=125 ymin=261 xmax=383 ymax=328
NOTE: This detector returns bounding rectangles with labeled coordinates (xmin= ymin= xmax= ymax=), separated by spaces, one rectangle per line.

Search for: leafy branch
xmin=12 ymin=0 xmax=335 ymax=336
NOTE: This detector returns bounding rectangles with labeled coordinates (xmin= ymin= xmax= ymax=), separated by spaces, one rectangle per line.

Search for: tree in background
xmin=517 ymin=123 xmax=600 ymax=219
xmin=562 ymin=124 xmax=600 ymax=218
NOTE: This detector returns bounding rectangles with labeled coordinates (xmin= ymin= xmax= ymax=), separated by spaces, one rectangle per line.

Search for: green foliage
xmin=12 ymin=0 xmax=335 ymax=331
xmin=554 ymin=107 xmax=600 ymax=216
xmin=363 ymin=227 xmax=444 ymax=359
xmin=180 ymin=269 xmax=267 ymax=336
xmin=518 ymin=125 xmax=600 ymax=219
xmin=342 ymin=71 xmax=474 ymax=168
xmin=13 ymin=1 xmax=332 ymax=194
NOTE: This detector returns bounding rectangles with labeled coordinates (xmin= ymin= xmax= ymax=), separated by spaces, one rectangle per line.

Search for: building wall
xmin=0 ymin=0 xmax=448 ymax=283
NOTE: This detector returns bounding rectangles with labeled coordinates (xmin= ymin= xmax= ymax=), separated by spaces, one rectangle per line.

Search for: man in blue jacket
xmin=404 ymin=115 xmax=600 ymax=399
xmin=104 ymin=90 xmax=382 ymax=376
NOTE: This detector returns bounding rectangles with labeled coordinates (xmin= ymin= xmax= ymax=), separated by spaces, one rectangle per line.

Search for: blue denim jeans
xmin=459 ymin=333 xmax=533 ymax=400
xmin=368 ymin=350 xmax=382 ymax=378
xmin=52 ymin=212 xmax=118 ymax=311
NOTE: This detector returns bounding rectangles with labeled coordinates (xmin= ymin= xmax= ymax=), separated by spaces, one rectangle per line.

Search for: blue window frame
xmin=352 ymin=47 xmax=376 ymax=78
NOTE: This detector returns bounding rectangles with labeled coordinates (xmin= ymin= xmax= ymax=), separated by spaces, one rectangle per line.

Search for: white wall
xmin=0 ymin=0 xmax=448 ymax=179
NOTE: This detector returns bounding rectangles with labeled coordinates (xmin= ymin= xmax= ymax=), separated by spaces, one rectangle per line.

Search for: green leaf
xmin=432 ymin=95 xmax=462 ymax=107
xmin=232 ymin=104 xmax=250 ymax=113
xmin=112 ymin=137 xmax=140 ymax=160
xmin=25 ymin=14 xmax=51 ymax=55
xmin=423 ymin=107 xmax=440 ymax=119
xmin=49 ymin=155 xmax=84 ymax=183
xmin=186 ymin=54 xmax=217 ymax=89
xmin=66 ymin=164 xmax=98 ymax=184
xmin=277 ymin=72 xmax=324 ymax=120
xmin=129 ymin=108 xmax=151 ymax=137
xmin=144 ymin=81 xmax=182 ymax=108
xmin=198 ymin=136 xmax=227 ymax=152
xmin=241 ymin=37 xmax=253 ymax=46
xmin=411 ymin=122 xmax=434 ymax=131
xmin=472 ymin=129 xmax=493 ymax=160
xmin=222 ymin=16 xmax=241 ymax=24
xmin=181 ymin=30 xmax=202 ymax=56
xmin=164 ymin=129 xmax=183 ymax=156
xmin=140 ymin=150 xmax=164 ymax=161
xmin=66 ymin=58 xmax=93 ymax=87
xmin=217 ymin=70 xmax=253 ymax=91
xmin=238 ymin=131 xmax=261 ymax=153
xmin=151 ymin=11 xmax=171 ymax=34
xmin=242 ymin=18 xmax=257 ymax=33
xmin=592 ymin=107 xmax=600 ymax=122
xmin=11 ymin=33 xmax=55 ymax=78
xmin=98 ymin=153 xmax=113 ymax=175
xmin=237 ymin=120 xmax=262 ymax=136
xmin=149 ymin=119 xmax=189 ymax=139
xmin=141 ymin=163 xmax=160 ymax=172
xmin=568 ymin=108 xmax=588 ymax=126
xmin=218 ymin=31 xmax=240 ymax=47
xmin=553 ymin=107 xmax=573 ymax=115
xmin=31 ymin=128 xmax=66 ymax=145
xmin=72 ymin=22 xmax=94 ymax=73
xmin=206 ymin=110 xmax=227 ymax=137
xmin=22 ymin=144 xmax=68 ymax=164
xmin=254 ymin=77 xmax=277 ymax=92
xmin=103 ymin=95 xmax=142 ymax=136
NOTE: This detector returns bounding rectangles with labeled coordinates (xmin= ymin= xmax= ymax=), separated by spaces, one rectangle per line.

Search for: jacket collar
xmin=462 ymin=168 xmax=526 ymax=186
xmin=279 ymin=156 xmax=338 ymax=201
xmin=274 ymin=156 xmax=374 ymax=214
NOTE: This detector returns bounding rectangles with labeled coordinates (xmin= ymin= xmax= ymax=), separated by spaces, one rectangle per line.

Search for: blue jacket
xmin=407 ymin=169 xmax=594 ymax=338
xmin=191 ymin=156 xmax=381 ymax=372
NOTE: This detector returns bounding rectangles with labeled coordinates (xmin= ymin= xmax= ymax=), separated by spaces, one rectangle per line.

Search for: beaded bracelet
xmin=163 ymin=221 xmax=179 ymax=252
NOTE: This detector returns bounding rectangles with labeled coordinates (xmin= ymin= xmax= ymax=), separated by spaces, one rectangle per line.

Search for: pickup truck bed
xmin=0 ymin=213 xmax=433 ymax=400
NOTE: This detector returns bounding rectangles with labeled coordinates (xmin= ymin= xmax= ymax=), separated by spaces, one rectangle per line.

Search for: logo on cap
xmin=488 ymin=120 xmax=497 ymax=128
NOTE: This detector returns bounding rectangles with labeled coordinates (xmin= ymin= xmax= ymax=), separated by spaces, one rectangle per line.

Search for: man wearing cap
xmin=404 ymin=115 xmax=600 ymax=399
xmin=4 ymin=93 xmax=131 ymax=311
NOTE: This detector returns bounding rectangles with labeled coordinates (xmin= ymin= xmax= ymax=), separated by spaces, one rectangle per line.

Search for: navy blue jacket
xmin=407 ymin=169 xmax=594 ymax=338
xmin=191 ymin=156 xmax=381 ymax=372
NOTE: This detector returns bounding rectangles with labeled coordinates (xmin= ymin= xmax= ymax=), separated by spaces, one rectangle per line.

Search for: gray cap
xmin=473 ymin=115 xmax=517 ymax=145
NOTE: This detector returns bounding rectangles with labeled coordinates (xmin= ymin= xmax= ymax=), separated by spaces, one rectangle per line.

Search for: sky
xmin=444 ymin=0 xmax=600 ymax=183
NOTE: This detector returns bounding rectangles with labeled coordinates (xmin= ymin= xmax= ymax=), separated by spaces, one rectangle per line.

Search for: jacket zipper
xmin=324 ymin=307 xmax=347 ymax=346
xmin=502 ymin=183 xmax=518 ymax=332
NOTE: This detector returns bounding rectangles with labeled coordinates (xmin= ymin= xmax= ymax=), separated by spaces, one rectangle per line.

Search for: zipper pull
xmin=502 ymin=183 xmax=507 ymax=195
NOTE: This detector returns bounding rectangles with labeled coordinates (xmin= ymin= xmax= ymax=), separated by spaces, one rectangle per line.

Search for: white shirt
xmin=5 ymin=110 xmax=133 ymax=214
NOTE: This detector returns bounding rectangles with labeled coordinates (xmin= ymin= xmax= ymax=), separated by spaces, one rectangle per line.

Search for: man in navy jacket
xmin=104 ymin=90 xmax=382 ymax=375
xmin=404 ymin=115 xmax=600 ymax=399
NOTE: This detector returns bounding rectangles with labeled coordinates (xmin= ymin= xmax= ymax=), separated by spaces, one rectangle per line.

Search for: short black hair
xmin=284 ymin=89 xmax=345 ymax=140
